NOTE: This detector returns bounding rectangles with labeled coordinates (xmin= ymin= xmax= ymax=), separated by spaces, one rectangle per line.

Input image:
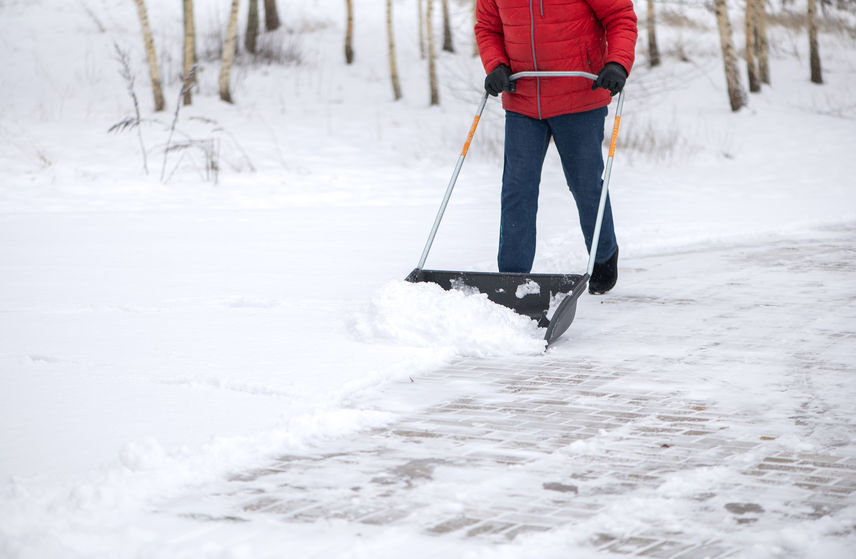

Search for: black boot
xmin=589 ymin=247 xmax=618 ymax=295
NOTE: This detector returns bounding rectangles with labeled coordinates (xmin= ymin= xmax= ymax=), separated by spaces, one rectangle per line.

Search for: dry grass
xmin=248 ymin=34 xmax=303 ymax=66
xmin=659 ymin=9 xmax=711 ymax=32
xmin=663 ymin=36 xmax=692 ymax=63
xmin=199 ymin=30 xmax=303 ymax=67
xmin=768 ymin=9 xmax=856 ymax=38
xmin=605 ymin=116 xmax=698 ymax=164
xmin=602 ymin=111 xmax=738 ymax=163
xmin=284 ymin=17 xmax=335 ymax=35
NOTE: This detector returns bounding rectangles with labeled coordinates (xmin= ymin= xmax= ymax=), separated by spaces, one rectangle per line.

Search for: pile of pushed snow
xmin=350 ymin=281 xmax=547 ymax=356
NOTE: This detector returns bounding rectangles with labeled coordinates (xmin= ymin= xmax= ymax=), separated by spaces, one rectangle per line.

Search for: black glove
xmin=592 ymin=62 xmax=627 ymax=96
xmin=484 ymin=64 xmax=516 ymax=96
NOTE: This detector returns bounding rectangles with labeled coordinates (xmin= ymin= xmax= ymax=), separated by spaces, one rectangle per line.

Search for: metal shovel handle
xmin=416 ymin=71 xmax=625 ymax=275
xmin=511 ymin=71 xmax=598 ymax=81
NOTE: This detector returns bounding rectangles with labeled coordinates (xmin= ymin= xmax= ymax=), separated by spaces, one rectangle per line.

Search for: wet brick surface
xmin=162 ymin=226 xmax=856 ymax=556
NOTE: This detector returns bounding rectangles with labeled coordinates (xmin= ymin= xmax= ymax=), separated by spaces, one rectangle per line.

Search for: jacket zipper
xmin=529 ymin=0 xmax=542 ymax=119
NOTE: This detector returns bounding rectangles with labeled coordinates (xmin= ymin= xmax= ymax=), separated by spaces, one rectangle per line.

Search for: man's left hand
xmin=592 ymin=63 xmax=628 ymax=96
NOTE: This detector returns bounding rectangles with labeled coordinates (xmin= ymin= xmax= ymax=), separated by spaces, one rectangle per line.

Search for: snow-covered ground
xmin=1 ymin=0 xmax=855 ymax=557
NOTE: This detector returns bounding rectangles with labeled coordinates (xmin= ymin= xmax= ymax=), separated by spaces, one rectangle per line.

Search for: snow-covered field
xmin=1 ymin=0 xmax=855 ymax=557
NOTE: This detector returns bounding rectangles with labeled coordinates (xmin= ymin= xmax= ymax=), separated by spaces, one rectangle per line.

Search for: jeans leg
xmin=548 ymin=107 xmax=618 ymax=264
xmin=499 ymin=111 xmax=551 ymax=273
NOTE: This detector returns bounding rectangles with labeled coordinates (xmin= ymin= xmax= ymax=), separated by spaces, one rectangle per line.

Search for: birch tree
xmin=745 ymin=0 xmax=761 ymax=92
xmin=131 ymin=0 xmax=165 ymax=111
xmin=264 ymin=0 xmax=280 ymax=31
xmin=427 ymin=0 xmax=439 ymax=105
xmin=246 ymin=0 xmax=259 ymax=54
xmin=713 ymin=0 xmax=746 ymax=111
xmin=345 ymin=0 xmax=355 ymax=64
xmin=219 ymin=0 xmax=241 ymax=103
xmin=182 ymin=0 xmax=196 ymax=106
xmin=756 ymin=0 xmax=770 ymax=85
xmin=808 ymin=0 xmax=823 ymax=84
xmin=646 ymin=0 xmax=660 ymax=67
xmin=442 ymin=0 xmax=455 ymax=53
xmin=472 ymin=0 xmax=479 ymax=57
xmin=387 ymin=0 xmax=402 ymax=100
xmin=418 ymin=0 xmax=426 ymax=59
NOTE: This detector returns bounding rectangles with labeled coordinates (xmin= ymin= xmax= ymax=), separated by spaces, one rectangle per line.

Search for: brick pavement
xmin=160 ymin=225 xmax=856 ymax=557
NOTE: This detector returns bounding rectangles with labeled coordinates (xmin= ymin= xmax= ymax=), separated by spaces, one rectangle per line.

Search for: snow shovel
xmin=406 ymin=71 xmax=626 ymax=345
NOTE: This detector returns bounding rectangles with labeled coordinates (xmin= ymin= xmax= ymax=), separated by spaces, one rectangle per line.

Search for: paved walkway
xmin=159 ymin=225 xmax=856 ymax=557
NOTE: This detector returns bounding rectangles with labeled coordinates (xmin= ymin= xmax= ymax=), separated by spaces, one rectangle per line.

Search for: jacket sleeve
xmin=585 ymin=0 xmax=638 ymax=74
xmin=475 ymin=0 xmax=509 ymax=74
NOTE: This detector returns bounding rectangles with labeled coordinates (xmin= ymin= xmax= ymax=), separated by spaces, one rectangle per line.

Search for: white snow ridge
xmin=350 ymin=281 xmax=546 ymax=357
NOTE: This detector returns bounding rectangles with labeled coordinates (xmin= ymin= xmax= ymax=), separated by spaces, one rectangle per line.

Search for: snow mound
xmin=350 ymin=281 xmax=547 ymax=356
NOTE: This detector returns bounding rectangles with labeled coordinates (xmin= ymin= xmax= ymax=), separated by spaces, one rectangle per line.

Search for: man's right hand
xmin=485 ymin=64 xmax=516 ymax=96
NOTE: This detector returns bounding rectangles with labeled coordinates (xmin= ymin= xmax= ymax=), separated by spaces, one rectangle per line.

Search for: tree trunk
xmin=418 ymin=0 xmax=426 ymax=59
xmin=472 ymin=0 xmax=479 ymax=57
xmin=427 ymin=0 xmax=439 ymax=105
xmin=182 ymin=0 xmax=196 ymax=106
xmin=808 ymin=0 xmax=823 ymax=84
xmin=263 ymin=0 xmax=280 ymax=32
xmin=387 ymin=0 xmax=402 ymax=100
xmin=745 ymin=0 xmax=761 ymax=92
xmin=713 ymin=0 xmax=746 ymax=111
xmin=131 ymin=0 xmax=165 ymax=111
xmin=219 ymin=0 xmax=240 ymax=103
xmin=442 ymin=0 xmax=455 ymax=53
xmin=756 ymin=0 xmax=770 ymax=84
xmin=646 ymin=0 xmax=660 ymax=67
xmin=345 ymin=0 xmax=355 ymax=64
xmin=246 ymin=0 xmax=259 ymax=54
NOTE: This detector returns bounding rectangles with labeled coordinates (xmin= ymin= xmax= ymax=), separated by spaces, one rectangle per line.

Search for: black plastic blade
xmin=406 ymin=268 xmax=584 ymax=327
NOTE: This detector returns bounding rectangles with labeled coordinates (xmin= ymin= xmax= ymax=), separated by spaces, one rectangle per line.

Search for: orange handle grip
xmin=461 ymin=115 xmax=481 ymax=157
xmin=608 ymin=115 xmax=621 ymax=159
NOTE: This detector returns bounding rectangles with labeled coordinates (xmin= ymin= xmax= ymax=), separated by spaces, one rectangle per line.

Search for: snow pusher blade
xmin=405 ymin=268 xmax=589 ymax=344
xmin=408 ymin=72 xmax=626 ymax=345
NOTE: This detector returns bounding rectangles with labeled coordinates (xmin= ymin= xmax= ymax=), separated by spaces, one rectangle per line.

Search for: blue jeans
xmin=499 ymin=108 xmax=618 ymax=273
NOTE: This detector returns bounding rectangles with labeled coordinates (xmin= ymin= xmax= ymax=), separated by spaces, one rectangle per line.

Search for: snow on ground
xmin=1 ymin=0 xmax=855 ymax=557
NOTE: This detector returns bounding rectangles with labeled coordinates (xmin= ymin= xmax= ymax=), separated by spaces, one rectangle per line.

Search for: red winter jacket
xmin=475 ymin=0 xmax=637 ymax=119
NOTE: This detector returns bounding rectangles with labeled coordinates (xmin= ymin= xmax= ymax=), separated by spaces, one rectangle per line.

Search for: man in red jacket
xmin=475 ymin=0 xmax=637 ymax=294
